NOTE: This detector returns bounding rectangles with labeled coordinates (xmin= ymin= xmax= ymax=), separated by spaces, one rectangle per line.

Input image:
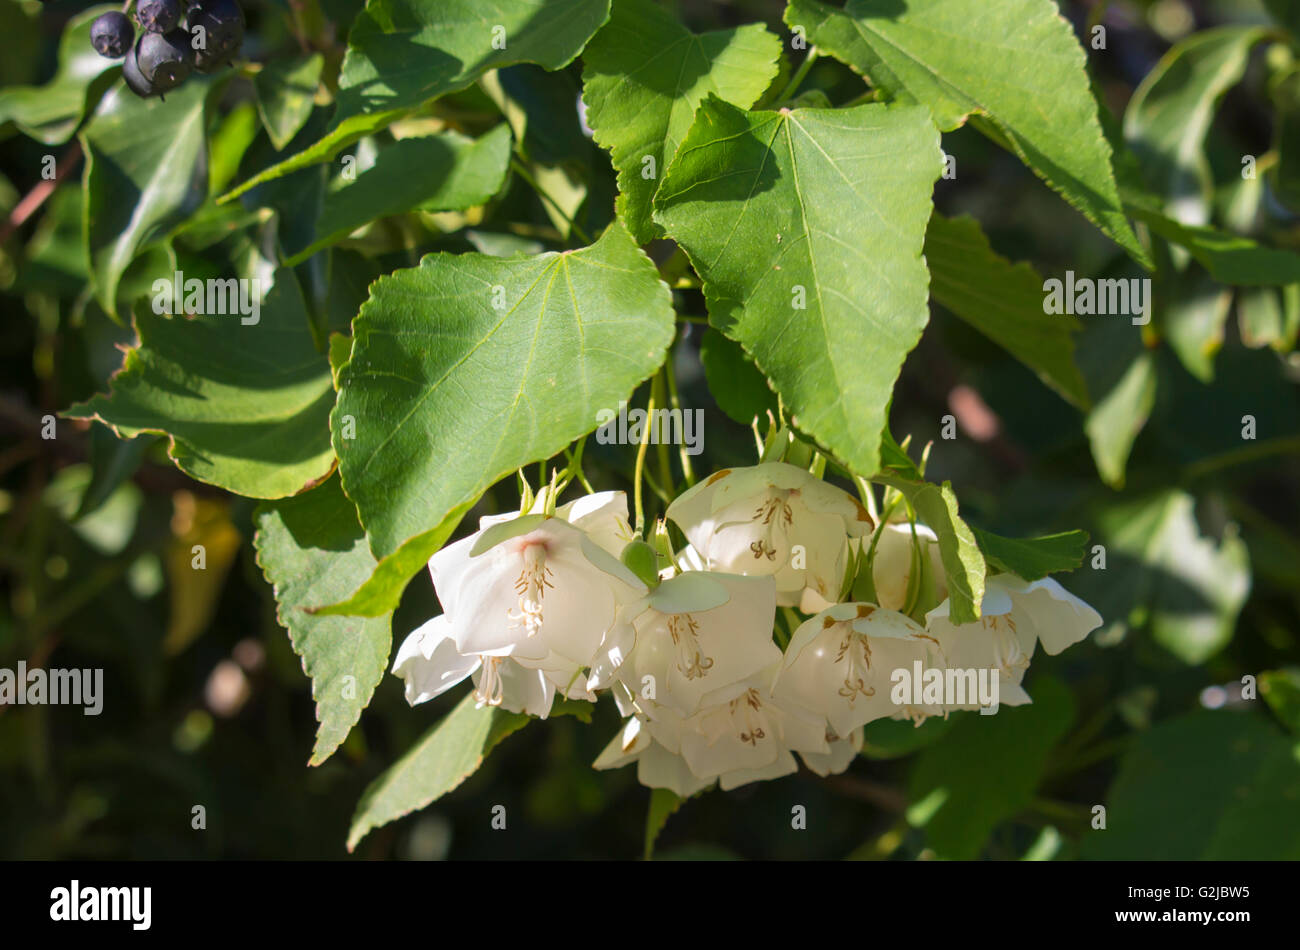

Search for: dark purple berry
xmin=90 ymin=11 xmax=134 ymax=59
xmin=136 ymin=29 xmax=193 ymax=91
xmin=121 ymin=42 xmax=157 ymax=98
xmin=188 ymin=0 xmax=244 ymax=71
xmin=136 ymin=0 xmax=181 ymax=34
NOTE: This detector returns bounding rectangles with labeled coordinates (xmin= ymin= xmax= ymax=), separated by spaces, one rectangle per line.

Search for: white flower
xmin=666 ymin=463 xmax=874 ymax=612
xmin=590 ymin=570 xmax=781 ymax=717
xmin=866 ymin=521 xmax=946 ymax=612
xmin=391 ymin=492 xmax=646 ymax=717
xmin=478 ymin=488 xmax=635 ymax=560
xmin=925 ymin=574 xmax=1102 ymax=710
xmin=595 ymin=671 xmax=830 ymax=793
xmin=392 ymin=615 xmax=557 ymax=717
xmin=798 ymin=726 xmax=863 ymax=777
xmin=594 ymin=717 xmax=714 ymax=798
xmin=773 ymin=602 xmax=941 ymax=736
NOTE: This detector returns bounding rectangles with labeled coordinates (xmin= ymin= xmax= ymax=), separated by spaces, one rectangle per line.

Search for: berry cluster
xmin=89 ymin=0 xmax=245 ymax=99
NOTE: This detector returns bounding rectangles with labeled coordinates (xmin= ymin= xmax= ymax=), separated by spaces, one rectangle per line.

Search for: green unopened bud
xmin=620 ymin=540 xmax=661 ymax=589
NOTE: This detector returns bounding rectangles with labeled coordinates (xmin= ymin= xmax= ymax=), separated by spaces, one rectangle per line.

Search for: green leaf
xmin=254 ymin=475 xmax=391 ymax=765
xmin=309 ymin=501 xmax=474 ymax=618
xmin=0 ymin=6 xmax=119 ymax=145
xmin=1092 ymin=490 xmax=1250 ymax=664
xmin=877 ymin=426 xmax=924 ymax=482
xmin=972 ymin=527 xmax=1088 ymax=581
xmin=65 ymin=268 xmax=337 ymax=499
xmin=1239 ymin=285 xmax=1300 ymax=353
xmin=787 ymin=0 xmax=1148 ymax=267
xmin=909 ymin=675 xmax=1074 ymax=860
xmin=698 ymin=327 xmax=777 ymax=426
xmin=1123 ymin=27 xmax=1265 ymax=226
xmin=925 ymin=213 xmax=1089 ymax=408
xmin=334 ymin=219 xmax=673 ymax=558
xmin=654 ymin=97 xmax=941 ymax=479
xmin=220 ymin=0 xmax=612 ymax=202
xmin=644 ymin=787 xmax=684 ymax=859
xmin=1162 ymin=269 xmax=1231 ymax=383
xmin=861 ymin=714 xmax=954 ymax=759
xmin=1082 ymin=711 xmax=1300 ymax=859
xmin=874 ymin=473 xmax=985 ymax=623
xmin=254 ymin=53 xmax=325 ymax=152
xmin=283 ymin=124 xmax=513 ymax=266
xmin=347 ymin=691 xmax=529 ymax=851
xmin=1260 ymin=669 xmax=1300 ymax=735
xmin=582 ymin=0 xmax=780 ymax=243
xmin=1127 ymin=204 xmax=1300 ymax=286
xmin=1078 ymin=319 xmax=1156 ymax=489
xmin=81 ymin=78 xmax=220 ymax=316
xmin=74 ymin=424 xmax=156 ymax=521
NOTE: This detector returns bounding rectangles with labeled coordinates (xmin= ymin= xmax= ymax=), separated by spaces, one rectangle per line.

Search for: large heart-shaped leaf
xmin=255 ymin=475 xmax=391 ymax=765
xmin=582 ymin=0 xmax=781 ymax=243
xmin=221 ymin=0 xmax=612 ymax=201
xmin=786 ymin=0 xmax=1148 ymax=267
xmin=653 ymin=97 xmax=940 ymax=478
xmin=66 ymin=268 xmax=336 ymax=498
xmin=333 ymin=219 xmax=674 ymax=558
xmin=0 ymin=6 xmax=120 ymax=145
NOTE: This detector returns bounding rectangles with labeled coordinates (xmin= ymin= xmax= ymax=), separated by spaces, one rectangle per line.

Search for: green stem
xmin=509 ymin=158 xmax=592 ymax=245
xmin=651 ymin=371 xmax=673 ymax=499
xmin=664 ymin=345 xmax=696 ymax=488
xmin=1183 ymin=435 xmax=1300 ymax=482
xmin=777 ymin=46 xmax=819 ymax=104
xmin=634 ymin=392 xmax=656 ymax=537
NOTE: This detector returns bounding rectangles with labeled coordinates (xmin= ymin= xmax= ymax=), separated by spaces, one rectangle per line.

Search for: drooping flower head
xmin=774 ymin=602 xmax=942 ymax=736
xmin=392 ymin=491 xmax=646 ymax=718
xmin=666 ymin=462 xmax=874 ymax=612
xmin=925 ymin=573 xmax=1102 ymax=711
xmin=591 ymin=569 xmax=781 ymax=717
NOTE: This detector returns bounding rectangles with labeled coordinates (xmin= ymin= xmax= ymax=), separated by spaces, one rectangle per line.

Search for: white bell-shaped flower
xmin=773 ymin=602 xmax=941 ymax=736
xmin=595 ymin=671 xmax=830 ymax=793
xmin=477 ymin=488 xmax=635 ymax=560
xmin=591 ymin=570 xmax=781 ymax=716
xmin=798 ymin=726 xmax=863 ymax=777
xmin=666 ymin=463 xmax=874 ymax=612
xmin=678 ymin=670 xmax=829 ymax=787
xmin=925 ymin=573 xmax=1102 ymax=711
xmin=867 ymin=521 xmax=946 ymax=612
xmin=391 ymin=614 xmax=558 ymax=717
xmin=392 ymin=492 xmax=646 ymax=717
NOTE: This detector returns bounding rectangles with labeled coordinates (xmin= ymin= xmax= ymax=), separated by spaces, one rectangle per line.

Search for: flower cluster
xmin=393 ymin=462 xmax=1102 ymax=797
